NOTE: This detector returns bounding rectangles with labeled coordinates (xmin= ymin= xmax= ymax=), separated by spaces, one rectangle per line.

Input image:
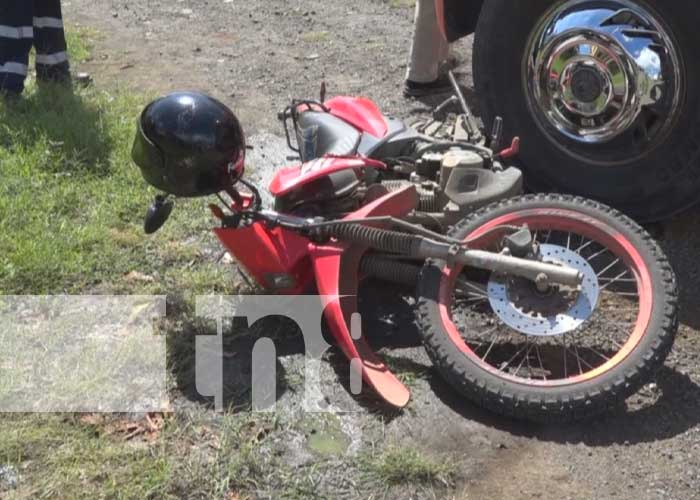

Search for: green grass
xmin=382 ymin=354 xmax=432 ymax=386
xmin=386 ymin=0 xmax=416 ymax=8
xmin=0 ymin=414 xmax=171 ymax=499
xmin=64 ymin=26 xmax=98 ymax=64
xmin=0 ymin=32 xmax=234 ymax=296
xmin=0 ymin=411 xmax=284 ymax=499
xmin=361 ymin=446 xmax=456 ymax=487
xmin=0 ymin=27 xmax=248 ymax=499
xmin=300 ymin=30 xmax=330 ymax=43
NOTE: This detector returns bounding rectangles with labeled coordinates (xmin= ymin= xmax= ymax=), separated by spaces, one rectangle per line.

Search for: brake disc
xmin=487 ymin=244 xmax=600 ymax=336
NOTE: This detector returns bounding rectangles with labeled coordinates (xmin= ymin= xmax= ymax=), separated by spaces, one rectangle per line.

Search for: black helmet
xmin=132 ymin=92 xmax=245 ymax=197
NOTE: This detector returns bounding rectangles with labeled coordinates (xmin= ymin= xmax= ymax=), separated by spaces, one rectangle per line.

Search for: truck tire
xmin=473 ymin=0 xmax=700 ymax=221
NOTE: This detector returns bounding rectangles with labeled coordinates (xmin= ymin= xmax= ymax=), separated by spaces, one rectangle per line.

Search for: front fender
xmin=308 ymin=186 xmax=419 ymax=408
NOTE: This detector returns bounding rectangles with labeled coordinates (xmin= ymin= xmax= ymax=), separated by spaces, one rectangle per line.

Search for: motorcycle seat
xmin=297 ymin=111 xmax=361 ymax=161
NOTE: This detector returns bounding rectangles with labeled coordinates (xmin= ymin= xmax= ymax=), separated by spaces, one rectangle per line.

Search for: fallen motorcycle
xmin=131 ymin=88 xmax=678 ymax=422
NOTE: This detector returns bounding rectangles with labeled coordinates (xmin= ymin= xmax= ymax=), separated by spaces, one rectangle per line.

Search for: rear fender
xmin=325 ymin=96 xmax=389 ymax=138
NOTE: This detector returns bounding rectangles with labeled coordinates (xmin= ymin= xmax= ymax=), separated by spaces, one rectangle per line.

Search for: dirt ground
xmin=62 ymin=0 xmax=700 ymax=498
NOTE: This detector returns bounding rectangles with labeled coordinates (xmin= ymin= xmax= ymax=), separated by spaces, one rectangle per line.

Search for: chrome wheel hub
xmin=525 ymin=0 xmax=682 ymax=147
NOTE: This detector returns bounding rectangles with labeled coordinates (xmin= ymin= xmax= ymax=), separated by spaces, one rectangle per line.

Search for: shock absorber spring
xmin=315 ymin=223 xmax=421 ymax=255
xmin=360 ymin=255 xmax=421 ymax=286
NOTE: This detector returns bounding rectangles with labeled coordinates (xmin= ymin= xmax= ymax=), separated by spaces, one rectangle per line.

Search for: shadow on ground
xmin=405 ymin=78 xmax=481 ymax=119
xmin=430 ymin=364 xmax=700 ymax=446
xmin=166 ymin=297 xmax=300 ymax=411
xmin=358 ymin=279 xmax=700 ymax=446
xmin=660 ymin=205 xmax=700 ymax=329
xmin=0 ymin=84 xmax=114 ymax=176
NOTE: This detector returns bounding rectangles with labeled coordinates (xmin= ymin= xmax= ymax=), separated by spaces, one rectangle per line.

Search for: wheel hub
xmin=570 ymin=66 xmax=606 ymax=104
xmin=525 ymin=0 xmax=682 ymax=147
xmin=487 ymin=245 xmax=600 ymax=336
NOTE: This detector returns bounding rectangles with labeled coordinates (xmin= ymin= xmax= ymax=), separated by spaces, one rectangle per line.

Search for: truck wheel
xmin=473 ymin=0 xmax=700 ymax=221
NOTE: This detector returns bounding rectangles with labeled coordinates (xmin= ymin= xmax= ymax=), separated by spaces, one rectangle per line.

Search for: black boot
xmin=0 ymin=88 xmax=22 ymax=105
xmin=403 ymin=76 xmax=453 ymax=98
xmin=36 ymin=63 xmax=72 ymax=88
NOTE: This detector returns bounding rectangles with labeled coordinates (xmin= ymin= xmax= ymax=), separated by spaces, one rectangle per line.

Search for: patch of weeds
xmin=0 ymin=414 xmax=170 ymax=499
xmin=150 ymin=409 xmax=279 ymax=499
xmin=0 ymin=83 xmax=147 ymax=294
xmin=382 ymin=354 xmax=432 ymax=386
xmin=219 ymin=413 xmax=279 ymax=493
xmin=276 ymin=465 xmax=325 ymax=500
xmin=386 ymin=0 xmax=416 ymax=8
xmin=360 ymin=446 xmax=456 ymax=487
xmin=301 ymin=30 xmax=330 ymax=43
xmin=65 ymin=25 xmax=99 ymax=63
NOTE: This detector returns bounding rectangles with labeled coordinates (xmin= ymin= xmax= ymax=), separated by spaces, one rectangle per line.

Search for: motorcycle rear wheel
xmin=416 ymin=194 xmax=678 ymax=422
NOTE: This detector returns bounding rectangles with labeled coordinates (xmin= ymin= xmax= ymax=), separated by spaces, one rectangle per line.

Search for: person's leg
xmin=33 ymin=0 xmax=70 ymax=84
xmin=0 ymin=2 xmax=34 ymax=96
xmin=406 ymin=0 xmax=450 ymax=84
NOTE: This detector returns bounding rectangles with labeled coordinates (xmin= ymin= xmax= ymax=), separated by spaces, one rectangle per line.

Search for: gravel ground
xmin=62 ymin=0 xmax=700 ymax=498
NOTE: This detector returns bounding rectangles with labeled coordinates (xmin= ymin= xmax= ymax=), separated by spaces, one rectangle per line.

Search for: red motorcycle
xmin=132 ymin=87 xmax=677 ymax=422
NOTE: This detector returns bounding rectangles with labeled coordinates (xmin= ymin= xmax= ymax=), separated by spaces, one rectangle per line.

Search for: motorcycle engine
xmin=385 ymin=149 xmax=524 ymax=226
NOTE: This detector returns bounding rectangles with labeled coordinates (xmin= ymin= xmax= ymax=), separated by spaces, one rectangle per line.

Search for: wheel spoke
xmin=588 ymin=346 xmax=611 ymax=362
xmin=457 ymin=296 xmax=489 ymax=304
xmin=526 ymin=344 xmax=534 ymax=377
xmin=575 ymin=238 xmax=595 ymax=255
xmin=570 ymin=344 xmax=596 ymax=373
xmin=586 ymin=247 xmax=609 ymax=262
xmin=534 ymin=344 xmax=547 ymax=381
xmin=500 ymin=342 xmax=531 ymax=372
xmin=456 ymin=278 xmax=488 ymax=298
xmin=598 ymin=305 xmax=639 ymax=312
xmin=597 ymin=258 xmax=622 ymax=277
xmin=479 ymin=327 xmax=501 ymax=361
xmin=481 ymin=338 xmax=497 ymax=362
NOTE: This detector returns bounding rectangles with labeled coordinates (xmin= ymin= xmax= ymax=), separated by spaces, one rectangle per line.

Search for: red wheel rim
xmin=438 ymin=208 xmax=653 ymax=387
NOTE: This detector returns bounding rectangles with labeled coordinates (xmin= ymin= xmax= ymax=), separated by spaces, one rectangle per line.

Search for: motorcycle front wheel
xmin=416 ymin=194 xmax=678 ymax=422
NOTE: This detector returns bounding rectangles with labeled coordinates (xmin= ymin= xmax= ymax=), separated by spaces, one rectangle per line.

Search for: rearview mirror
xmin=144 ymin=195 xmax=174 ymax=235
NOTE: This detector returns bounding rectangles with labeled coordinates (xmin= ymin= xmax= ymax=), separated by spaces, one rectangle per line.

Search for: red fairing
xmin=214 ymin=186 xmax=419 ymax=407
xmin=214 ymin=223 xmax=313 ymax=294
xmin=325 ymin=96 xmax=389 ymax=138
xmin=269 ymin=156 xmax=386 ymax=197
